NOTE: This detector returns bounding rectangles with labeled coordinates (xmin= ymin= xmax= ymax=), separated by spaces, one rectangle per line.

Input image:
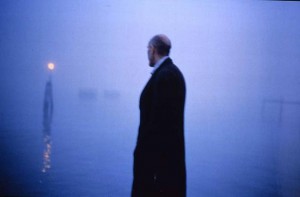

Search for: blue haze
xmin=0 ymin=1 xmax=300 ymax=196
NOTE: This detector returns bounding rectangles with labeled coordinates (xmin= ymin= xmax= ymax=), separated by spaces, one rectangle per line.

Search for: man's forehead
xmin=147 ymin=43 xmax=154 ymax=48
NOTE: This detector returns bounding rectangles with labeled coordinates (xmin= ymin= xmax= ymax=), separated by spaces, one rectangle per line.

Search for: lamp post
xmin=42 ymin=62 xmax=55 ymax=173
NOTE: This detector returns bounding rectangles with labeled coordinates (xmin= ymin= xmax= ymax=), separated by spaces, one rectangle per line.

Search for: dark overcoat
xmin=132 ymin=58 xmax=186 ymax=197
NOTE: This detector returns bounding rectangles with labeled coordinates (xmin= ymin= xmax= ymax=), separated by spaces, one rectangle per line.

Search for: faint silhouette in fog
xmin=42 ymin=79 xmax=53 ymax=173
xmin=78 ymin=88 xmax=98 ymax=102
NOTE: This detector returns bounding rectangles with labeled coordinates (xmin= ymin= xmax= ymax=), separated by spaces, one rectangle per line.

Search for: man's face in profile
xmin=147 ymin=44 xmax=155 ymax=67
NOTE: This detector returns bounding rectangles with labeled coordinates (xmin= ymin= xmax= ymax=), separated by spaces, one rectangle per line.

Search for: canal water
xmin=1 ymin=86 xmax=300 ymax=196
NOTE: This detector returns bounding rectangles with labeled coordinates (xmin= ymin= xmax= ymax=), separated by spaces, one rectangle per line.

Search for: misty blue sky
xmin=1 ymin=1 xmax=299 ymax=129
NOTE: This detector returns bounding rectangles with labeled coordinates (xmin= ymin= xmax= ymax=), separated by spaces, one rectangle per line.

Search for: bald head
xmin=149 ymin=34 xmax=171 ymax=56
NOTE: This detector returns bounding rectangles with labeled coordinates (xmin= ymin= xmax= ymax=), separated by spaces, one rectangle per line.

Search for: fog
xmin=1 ymin=1 xmax=300 ymax=196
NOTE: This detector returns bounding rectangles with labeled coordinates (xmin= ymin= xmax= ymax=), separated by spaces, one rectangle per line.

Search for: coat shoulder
xmin=156 ymin=60 xmax=184 ymax=80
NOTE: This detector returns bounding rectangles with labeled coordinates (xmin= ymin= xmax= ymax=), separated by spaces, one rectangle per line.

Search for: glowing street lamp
xmin=47 ymin=62 xmax=55 ymax=81
xmin=48 ymin=62 xmax=55 ymax=71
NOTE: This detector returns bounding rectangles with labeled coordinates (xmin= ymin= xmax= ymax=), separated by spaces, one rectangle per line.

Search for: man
xmin=132 ymin=34 xmax=186 ymax=197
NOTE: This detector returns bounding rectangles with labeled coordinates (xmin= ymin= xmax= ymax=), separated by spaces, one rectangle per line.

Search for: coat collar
xmin=151 ymin=57 xmax=172 ymax=75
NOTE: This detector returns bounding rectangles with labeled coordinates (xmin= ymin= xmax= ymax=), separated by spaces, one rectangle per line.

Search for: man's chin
xmin=149 ymin=62 xmax=155 ymax=67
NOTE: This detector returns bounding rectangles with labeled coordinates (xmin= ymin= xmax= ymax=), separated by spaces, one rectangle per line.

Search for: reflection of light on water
xmin=42 ymin=135 xmax=52 ymax=173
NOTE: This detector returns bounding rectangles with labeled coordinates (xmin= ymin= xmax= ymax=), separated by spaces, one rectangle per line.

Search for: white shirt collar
xmin=151 ymin=56 xmax=169 ymax=74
